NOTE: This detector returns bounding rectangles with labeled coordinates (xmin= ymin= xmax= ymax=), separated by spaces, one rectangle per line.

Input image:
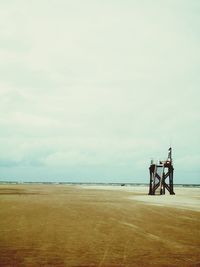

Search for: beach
xmin=0 ymin=184 xmax=200 ymax=267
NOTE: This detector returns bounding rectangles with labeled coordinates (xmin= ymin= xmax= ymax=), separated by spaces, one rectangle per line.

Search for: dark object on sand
xmin=148 ymin=148 xmax=175 ymax=195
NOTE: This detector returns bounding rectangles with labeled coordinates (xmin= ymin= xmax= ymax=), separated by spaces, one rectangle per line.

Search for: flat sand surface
xmin=0 ymin=185 xmax=200 ymax=267
xmin=83 ymin=186 xmax=200 ymax=212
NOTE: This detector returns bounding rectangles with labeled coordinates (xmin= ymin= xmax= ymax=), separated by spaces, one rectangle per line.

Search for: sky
xmin=0 ymin=0 xmax=200 ymax=183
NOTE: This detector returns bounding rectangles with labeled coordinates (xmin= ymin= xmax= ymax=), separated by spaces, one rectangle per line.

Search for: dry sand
xmin=0 ymin=184 xmax=200 ymax=267
xmin=83 ymin=185 xmax=200 ymax=212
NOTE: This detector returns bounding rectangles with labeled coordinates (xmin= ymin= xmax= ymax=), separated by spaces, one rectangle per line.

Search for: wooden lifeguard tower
xmin=148 ymin=148 xmax=175 ymax=195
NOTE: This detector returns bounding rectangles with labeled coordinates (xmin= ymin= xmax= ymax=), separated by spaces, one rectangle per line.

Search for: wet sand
xmin=0 ymin=184 xmax=200 ymax=267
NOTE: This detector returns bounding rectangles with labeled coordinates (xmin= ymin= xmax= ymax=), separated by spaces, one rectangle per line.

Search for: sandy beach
xmin=0 ymin=184 xmax=200 ymax=267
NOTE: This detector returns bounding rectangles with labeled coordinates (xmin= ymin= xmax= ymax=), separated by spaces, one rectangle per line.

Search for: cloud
xmin=0 ymin=0 xmax=199 ymax=182
xmin=0 ymin=159 xmax=19 ymax=167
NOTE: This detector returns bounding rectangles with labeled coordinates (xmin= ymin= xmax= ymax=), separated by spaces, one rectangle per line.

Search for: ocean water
xmin=0 ymin=181 xmax=199 ymax=187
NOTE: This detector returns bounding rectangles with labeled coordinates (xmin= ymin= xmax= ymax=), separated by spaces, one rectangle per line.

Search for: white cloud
xmin=0 ymin=0 xmax=199 ymax=182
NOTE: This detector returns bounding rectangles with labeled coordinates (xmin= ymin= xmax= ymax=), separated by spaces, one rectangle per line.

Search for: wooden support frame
xmin=148 ymin=148 xmax=175 ymax=195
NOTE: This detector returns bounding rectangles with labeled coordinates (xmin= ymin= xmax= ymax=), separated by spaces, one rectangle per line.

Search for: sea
xmin=0 ymin=181 xmax=199 ymax=188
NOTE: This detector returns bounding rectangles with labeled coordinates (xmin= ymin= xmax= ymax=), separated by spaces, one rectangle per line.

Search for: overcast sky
xmin=0 ymin=0 xmax=199 ymax=183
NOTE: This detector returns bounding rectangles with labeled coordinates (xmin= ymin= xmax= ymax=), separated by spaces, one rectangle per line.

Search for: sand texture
xmin=0 ymin=185 xmax=200 ymax=267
